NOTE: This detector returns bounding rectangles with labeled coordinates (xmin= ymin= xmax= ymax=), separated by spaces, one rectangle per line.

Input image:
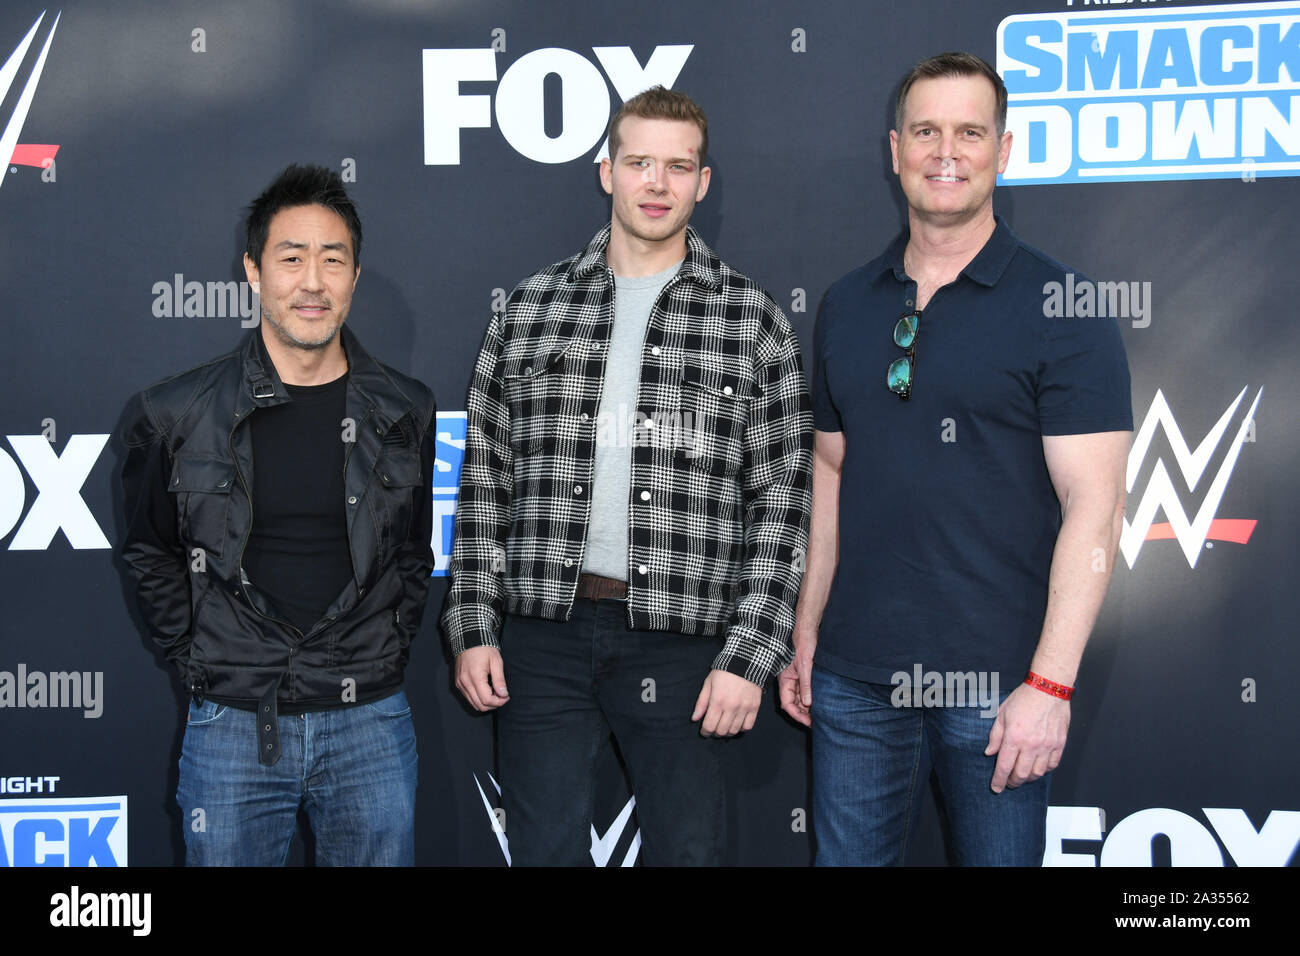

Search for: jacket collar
xmin=237 ymin=325 xmax=417 ymax=435
xmin=567 ymin=223 xmax=722 ymax=290
xmin=241 ymin=327 xmax=290 ymax=404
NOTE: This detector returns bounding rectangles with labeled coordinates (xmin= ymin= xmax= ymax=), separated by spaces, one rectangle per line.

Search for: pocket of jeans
xmin=365 ymin=689 xmax=411 ymax=718
xmin=186 ymin=699 xmax=228 ymax=725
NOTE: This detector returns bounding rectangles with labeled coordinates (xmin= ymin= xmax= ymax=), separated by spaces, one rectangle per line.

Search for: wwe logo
xmin=1120 ymin=387 xmax=1262 ymax=569
xmin=1 ymin=10 xmax=61 ymax=190
xmin=473 ymin=772 xmax=642 ymax=866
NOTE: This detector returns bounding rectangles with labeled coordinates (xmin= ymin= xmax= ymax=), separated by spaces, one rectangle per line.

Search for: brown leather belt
xmin=576 ymin=573 xmax=627 ymax=601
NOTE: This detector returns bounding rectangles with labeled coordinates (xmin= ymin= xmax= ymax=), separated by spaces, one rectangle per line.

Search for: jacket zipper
xmin=341 ymin=409 xmax=362 ymax=605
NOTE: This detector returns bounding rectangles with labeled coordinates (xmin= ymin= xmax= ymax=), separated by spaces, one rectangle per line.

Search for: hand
xmin=692 ymin=669 xmax=762 ymax=737
xmin=455 ymin=645 xmax=509 ymax=712
xmin=778 ymin=623 xmax=818 ymax=727
xmin=985 ymin=682 xmax=1070 ymax=792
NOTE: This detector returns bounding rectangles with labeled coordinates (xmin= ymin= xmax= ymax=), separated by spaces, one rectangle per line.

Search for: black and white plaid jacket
xmin=441 ymin=225 xmax=812 ymax=686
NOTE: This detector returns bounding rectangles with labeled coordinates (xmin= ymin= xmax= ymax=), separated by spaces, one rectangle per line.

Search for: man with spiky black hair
xmin=121 ymin=163 xmax=437 ymax=866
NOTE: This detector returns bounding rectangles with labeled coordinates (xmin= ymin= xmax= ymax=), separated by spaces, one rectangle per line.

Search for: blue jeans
xmin=497 ymin=600 xmax=726 ymax=866
xmin=811 ymin=665 xmax=1048 ymax=866
xmin=176 ymin=689 xmax=417 ymax=866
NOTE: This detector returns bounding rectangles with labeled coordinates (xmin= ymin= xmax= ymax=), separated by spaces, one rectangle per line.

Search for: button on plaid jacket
xmin=441 ymin=225 xmax=812 ymax=686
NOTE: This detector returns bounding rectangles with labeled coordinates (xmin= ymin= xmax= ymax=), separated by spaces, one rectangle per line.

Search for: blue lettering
xmin=1142 ymin=29 xmax=1196 ymax=89
xmin=69 ymin=815 xmax=118 ymax=866
xmin=433 ymin=414 xmax=466 ymax=493
xmin=1068 ymin=30 xmax=1138 ymax=91
xmin=1002 ymin=20 xmax=1062 ymax=94
xmin=440 ymin=509 xmax=455 ymax=559
xmin=1259 ymin=22 xmax=1300 ymax=85
xmin=1000 ymin=11 xmax=1300 ymax=184
xmin=1200 ymin=26 xmax=1253 ymax=86
xmin=14 ymin=818 xmax=63 ymax=866
xmin=1028 ymin=120 xmax=1047 ymax=164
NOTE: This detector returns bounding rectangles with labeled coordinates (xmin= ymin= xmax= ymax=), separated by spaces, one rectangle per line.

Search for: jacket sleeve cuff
xmin=442 ymin=605 xmax=503 ymax=657
xmin=712 ymin=626 xmax=793 ymax=688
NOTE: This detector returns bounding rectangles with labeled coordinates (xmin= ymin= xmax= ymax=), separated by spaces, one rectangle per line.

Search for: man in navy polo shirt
xmin=779 ymin=52 xmax=1132 ymax=865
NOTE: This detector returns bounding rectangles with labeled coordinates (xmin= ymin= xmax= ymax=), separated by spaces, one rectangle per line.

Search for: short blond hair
xmin=607 ymin=85 xmax=709 ymax=164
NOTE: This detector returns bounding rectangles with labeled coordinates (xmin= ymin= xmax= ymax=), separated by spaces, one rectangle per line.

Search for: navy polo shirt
xmin=811 ymin=217 xmax=1132 ymax=685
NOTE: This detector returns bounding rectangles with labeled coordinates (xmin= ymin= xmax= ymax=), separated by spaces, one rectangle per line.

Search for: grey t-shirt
xmin=582 ymin=259 xmax=682 ymax=579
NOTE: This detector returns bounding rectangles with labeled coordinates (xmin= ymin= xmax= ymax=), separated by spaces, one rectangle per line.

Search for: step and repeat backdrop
xmin=0 ymin=0 xmax=1296 ymax=866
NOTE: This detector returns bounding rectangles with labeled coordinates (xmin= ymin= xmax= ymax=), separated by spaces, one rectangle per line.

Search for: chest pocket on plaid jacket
xmin=679 ymin=362 xmax=753 ymax=477
xmin=168 ymin=455 xmax=236 ymax=558
xmin=504 ymin=344 xmax=572 ymax=455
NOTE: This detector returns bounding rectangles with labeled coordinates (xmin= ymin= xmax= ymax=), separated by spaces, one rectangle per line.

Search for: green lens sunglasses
xmin=887 ymin=310 xmax=922 ymax=400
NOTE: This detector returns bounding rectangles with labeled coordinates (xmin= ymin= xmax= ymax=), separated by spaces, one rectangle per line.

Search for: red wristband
xmin=1025 ymin=671 xmax=1074 ymax=700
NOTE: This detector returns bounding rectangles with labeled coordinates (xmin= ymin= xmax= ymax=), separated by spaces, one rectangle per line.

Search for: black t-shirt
xmin=811 ymin=218 xmax=1132 ymax=684
xmin=243 ymin=372 xmax=354 ymax=633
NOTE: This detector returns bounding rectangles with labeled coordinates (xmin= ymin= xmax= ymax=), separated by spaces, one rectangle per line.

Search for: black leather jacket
xmin=120 ymin=326 xmax=435 ymax=761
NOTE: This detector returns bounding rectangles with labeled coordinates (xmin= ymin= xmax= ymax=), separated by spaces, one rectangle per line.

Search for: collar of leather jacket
xmin=237 ymin=324 xmax=419 ymax=441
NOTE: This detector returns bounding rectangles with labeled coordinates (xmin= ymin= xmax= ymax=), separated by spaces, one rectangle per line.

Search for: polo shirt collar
xmin=880 ymin=214 xmax=1019 ymax=288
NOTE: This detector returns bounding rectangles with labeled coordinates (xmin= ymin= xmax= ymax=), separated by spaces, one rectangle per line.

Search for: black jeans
xmin=497 ymin=598 xmax=726 ymax=865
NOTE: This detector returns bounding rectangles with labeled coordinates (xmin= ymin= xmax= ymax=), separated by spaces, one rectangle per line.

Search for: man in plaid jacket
xmin=441 ymin=86 xmax=812 ymax=865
